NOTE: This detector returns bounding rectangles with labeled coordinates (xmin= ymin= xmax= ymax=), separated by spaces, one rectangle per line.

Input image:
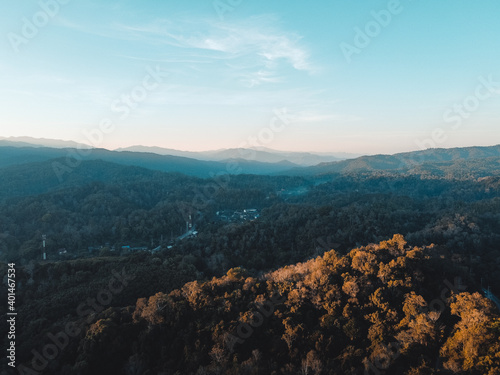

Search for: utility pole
xmin=42 ymin=234 xmax=47 ymax=260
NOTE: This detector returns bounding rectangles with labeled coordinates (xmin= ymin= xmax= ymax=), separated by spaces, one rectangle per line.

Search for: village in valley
xmin=215 ymin=208 xmax=260 ymax=223
xmin=50 ymin=208 xmax=261 ymax=260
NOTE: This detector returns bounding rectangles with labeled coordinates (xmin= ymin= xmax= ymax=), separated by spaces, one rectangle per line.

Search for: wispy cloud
xmin=56 ymin=14 xmax=316 ymax=87
xmin=239 ymin=70 xmax=283 ymax=88
xmin=294 ymin=111 xmax=363 ymax=123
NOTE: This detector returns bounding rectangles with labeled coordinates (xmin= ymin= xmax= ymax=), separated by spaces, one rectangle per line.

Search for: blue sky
xmin=1 ymin=0 xmax=500 ymax=154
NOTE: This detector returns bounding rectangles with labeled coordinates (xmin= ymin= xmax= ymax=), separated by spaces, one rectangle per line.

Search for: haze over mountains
xmin=0 ymin=137 xmax=358 ymax=167
xmin=288 ymin=144 xmax=500 ymax=176
xmin=1 ymin=138 xmax=499 ymax=203
xmin=0 ymin=136 xmax=91 ymax=149
xmin=115 ymin=145 xmax=353 ymax=166
xmin=1 ymin=137 xmax=499 ymax=182
xmin=0 ymin=144 xmax=299 ymax=178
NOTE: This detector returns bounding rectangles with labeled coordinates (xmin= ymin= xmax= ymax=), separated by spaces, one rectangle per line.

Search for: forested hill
xmin=9 ymin=236 xmax=500 ymax=374
xmin=287 ymin=145 xmax=500 ymax=176
xmin=0 ymin=159 xmax=198 ymax=201
xmin=1 ymin=145 xmax=499 ymax=204
xmin=2 ymin=144 xmax=500 ymax=184
xmin=0 ymin=146 xmax=298 ymax=178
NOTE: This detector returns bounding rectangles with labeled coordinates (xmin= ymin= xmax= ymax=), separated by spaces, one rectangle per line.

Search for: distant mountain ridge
xmin=1 ymin=139 xmax=499 ymax=181
xmin=115 ymin=146 xmax=348 ymax=166
xmin=0 ymin=137 xmax=353 ymax=166
xmin=287 ymin=144 xmax=500 ymax=176
xmin=0 ymin=136 xmax=91 ymax=149
xmin=0 ymin=145 xmax=300 ymax=179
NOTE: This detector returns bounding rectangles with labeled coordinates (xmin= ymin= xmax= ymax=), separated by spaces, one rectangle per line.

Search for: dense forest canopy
xmin=1 ymin=144 xmax=499 ymax=374
xmin=3 ymin=237 xmax=500 ymax=374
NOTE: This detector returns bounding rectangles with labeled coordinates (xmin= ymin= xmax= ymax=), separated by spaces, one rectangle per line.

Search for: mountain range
xmin=115 ymin=145 xmax=356 ymax=166
xmin=286 ymin=144 xmax=500 ymax=176
xmin=0 ymin=137 xmax=357 ymax=167
xmin=1 ymin=140 xmax=499 ymax=202
xmin=0 ymin=136 xmax=92 ymax=149
xmin=0 ymin=145 xmax=297 ymax=178
xmin=1 ymin=137 xmax=499 ymax=185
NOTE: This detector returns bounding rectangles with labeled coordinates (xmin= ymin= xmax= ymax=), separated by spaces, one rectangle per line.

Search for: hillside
xmin=2 ymin=145 xmax=500 ymax=375
xmin=0 ymin=136 xmax=92 ymax=149
xmin=0 ymin=159 xmax=175 ymax=201
xmin=116 ymin=146 xmax=344 ymax=166
xmin=0 ymin=137 xmax=343 ymax=167
xmin=3 ymin=145 xmax=500 ymax=185
xmin=288 ymin=145 xmax=500 ymax=177
xmin=0 ymin=146 xmax=299 ymax=179
xmin=8 ymin=236 xmax=500 ymax=374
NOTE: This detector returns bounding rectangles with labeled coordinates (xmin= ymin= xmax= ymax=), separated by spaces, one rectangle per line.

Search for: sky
xmin=1 ymin=0 xmax=500 ymax=154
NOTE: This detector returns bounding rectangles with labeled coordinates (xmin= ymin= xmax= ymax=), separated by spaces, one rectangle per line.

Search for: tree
xmin=441 ymin=292 xmax=498 ymax=373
